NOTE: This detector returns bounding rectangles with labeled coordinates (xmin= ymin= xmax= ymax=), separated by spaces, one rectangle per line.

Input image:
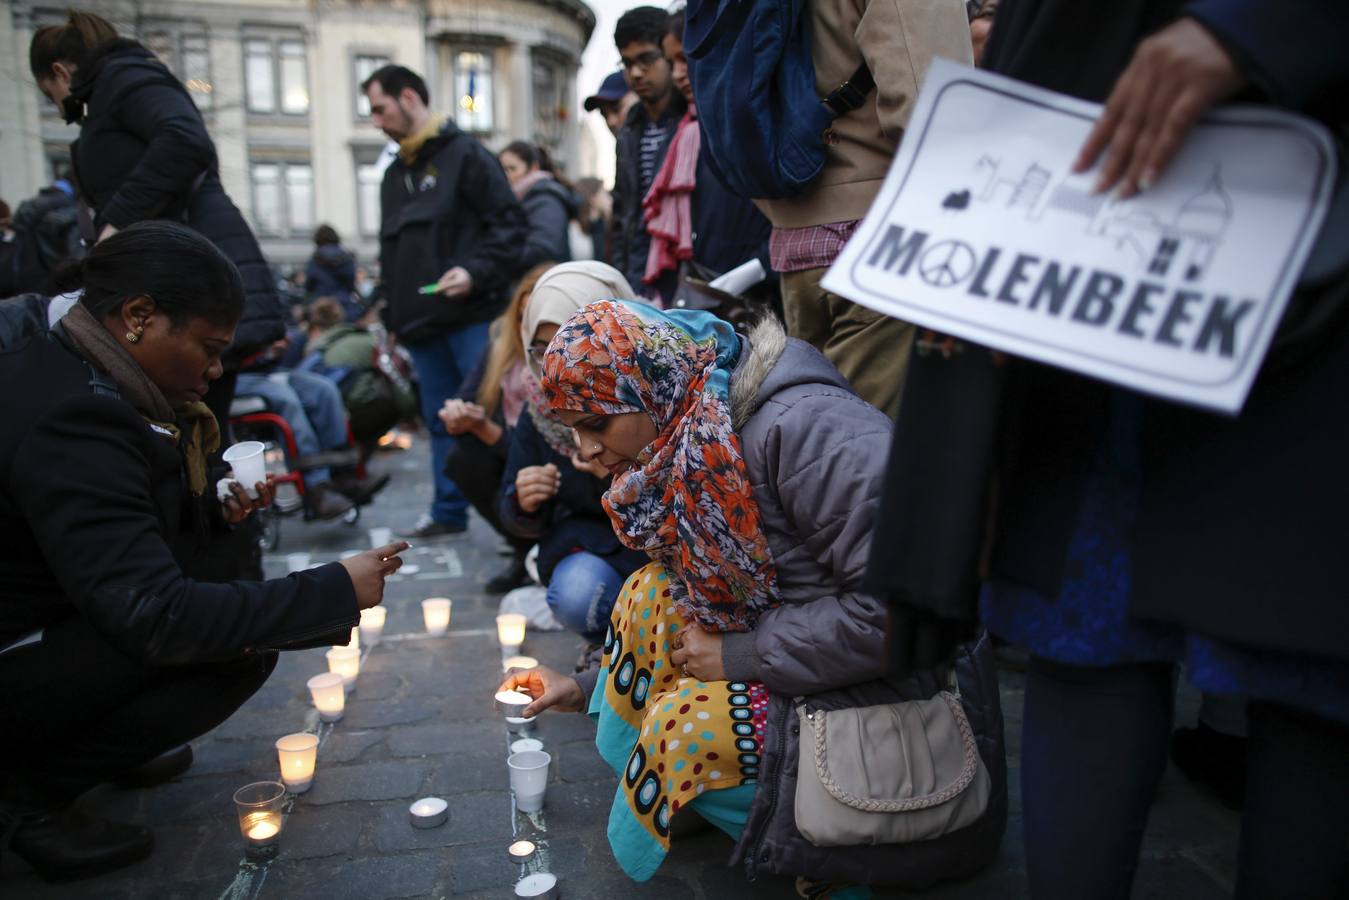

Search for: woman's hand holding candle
xmin=499 ymin=665 xmax=585 ymax=717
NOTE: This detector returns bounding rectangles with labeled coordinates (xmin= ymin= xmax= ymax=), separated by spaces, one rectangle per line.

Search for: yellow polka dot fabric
xmin=594 ymin=562 xmax=767 ymax=874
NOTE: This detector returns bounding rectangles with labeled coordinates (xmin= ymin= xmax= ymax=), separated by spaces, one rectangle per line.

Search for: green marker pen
xmin=418 ymin=283 xmax=439 ymax=295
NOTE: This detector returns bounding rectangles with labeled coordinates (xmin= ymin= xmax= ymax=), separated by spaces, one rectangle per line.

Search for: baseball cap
xmin=583 ymin=70 xmax=630 ymax=111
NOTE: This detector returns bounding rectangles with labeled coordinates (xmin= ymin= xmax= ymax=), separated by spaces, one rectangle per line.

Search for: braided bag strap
xmin=809 ymin=691 xmax=980 ymax=813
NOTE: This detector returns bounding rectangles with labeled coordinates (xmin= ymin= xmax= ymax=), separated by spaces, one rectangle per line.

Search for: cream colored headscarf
xmin=520 ymin=261 xmax=637 ymax=377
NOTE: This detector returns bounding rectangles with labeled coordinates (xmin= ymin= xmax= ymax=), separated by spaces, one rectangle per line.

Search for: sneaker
xmin=485 ymin=557 xmax=531 ymax=595
xmin=397 ymin=514 xmax=467 ymax=539
xmin=305 ymin=483 xmax=355 ymax=521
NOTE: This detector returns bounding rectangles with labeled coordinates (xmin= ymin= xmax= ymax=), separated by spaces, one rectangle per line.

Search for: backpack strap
xmin=821 ymin=63 xmax=875 ymax=117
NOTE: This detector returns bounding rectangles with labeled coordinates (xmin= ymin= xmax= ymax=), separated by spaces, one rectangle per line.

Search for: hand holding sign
xmin=1074 ymin=18 xmax=1245 ymax=199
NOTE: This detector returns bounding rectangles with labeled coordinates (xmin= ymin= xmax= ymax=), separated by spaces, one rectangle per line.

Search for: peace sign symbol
xmin=918 ymin=240 xmax=977 ymax=288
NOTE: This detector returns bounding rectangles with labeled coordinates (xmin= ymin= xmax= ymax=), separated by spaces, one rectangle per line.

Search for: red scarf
xmin=642 ymin=109 xmax=700 ymax=286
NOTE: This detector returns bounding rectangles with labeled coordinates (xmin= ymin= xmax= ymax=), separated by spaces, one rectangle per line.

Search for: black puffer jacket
xmin=519 ymin=177 xmax=577 ymax=270
xmin=65 ymin=40 xmax=283 ymax=363
xmin=0 ymin=330 xmax=358 ymax=661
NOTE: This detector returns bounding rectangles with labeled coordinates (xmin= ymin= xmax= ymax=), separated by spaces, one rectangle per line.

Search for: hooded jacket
xmin=577 ymin=317 xmax=1006 ymax=885
xmin=378 ymin=120 xmax=527 ymax=343
xmin=306 ymin=244 xmax=358 ymax=303
xmin=65 ymin=40 xmax=283 ymax=363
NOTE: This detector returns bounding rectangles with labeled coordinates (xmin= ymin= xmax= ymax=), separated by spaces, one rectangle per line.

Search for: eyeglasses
xmin=528 ymin=341 xmax=550 ymax=364
xmin=620 ymin=50 xmax=663 ymax=73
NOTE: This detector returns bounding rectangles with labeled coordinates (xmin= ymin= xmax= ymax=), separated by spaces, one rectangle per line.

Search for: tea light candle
xmin=422 ymin=598 xmax=452 ymax=636
xmin=514 ymin=873 xmax=559 ymax=899
xmin=326 ymin=646 xmax=360 ymax=690
xmin=359 ymin=606 xmax=386 ymax=646
xmin=275 ymin=733 xmax=319 ymax=793
xmin=409 ymin=797 xmax=448 ymax=829
xmin=507 ymin=839 xmax=537 ymax=864
xmin=495 ymin=689 xmax=533 ymax=717
xmin=307 ymin=672 xmax=345 ymax=722
xmin=510 ymin=738 xmax=544 ymax=754
xmin=245 ymin=817 xmax=280 ymax=843
xmin=496 ymin=613 xmax=527 ymax=650
xmin=502 ymin=655 xmax=539 ymax=672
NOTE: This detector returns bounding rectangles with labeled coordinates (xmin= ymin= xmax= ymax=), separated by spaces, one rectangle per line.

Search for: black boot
xmin=6 ymin=807 xmax=153 ymax=882
xmin=332 ymin=471 xmax=391 ymax=506
xmin=485 ymin=556 xmax=531 ymax=595
xmin=305 ymin=482 xmax=355 ymax=521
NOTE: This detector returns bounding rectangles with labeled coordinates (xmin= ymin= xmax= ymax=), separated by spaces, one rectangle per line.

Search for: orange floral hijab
xmin=541 ymin=300 xmax=780 ymax=632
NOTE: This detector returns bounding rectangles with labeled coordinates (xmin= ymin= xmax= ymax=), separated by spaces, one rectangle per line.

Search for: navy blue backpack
xmin=685 ymin=0 xmax=873 ymax=200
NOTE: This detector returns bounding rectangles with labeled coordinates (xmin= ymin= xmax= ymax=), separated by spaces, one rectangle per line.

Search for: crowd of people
xmin=1 ymin=1 xmax=1345 ymax=897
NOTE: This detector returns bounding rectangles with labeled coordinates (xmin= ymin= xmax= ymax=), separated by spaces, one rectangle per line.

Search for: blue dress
xmin=981 ymin=392 xmax=1349 ymax=725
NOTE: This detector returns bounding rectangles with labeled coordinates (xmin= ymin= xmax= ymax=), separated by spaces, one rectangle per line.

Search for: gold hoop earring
xmin=126 ymin=330 xmax=141 ymax=343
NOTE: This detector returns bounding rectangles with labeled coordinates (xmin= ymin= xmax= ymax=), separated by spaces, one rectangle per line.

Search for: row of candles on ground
xmin=229 ymin=602 xmax=559 ymax=896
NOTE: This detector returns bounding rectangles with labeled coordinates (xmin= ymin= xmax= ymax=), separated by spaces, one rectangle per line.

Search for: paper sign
xmin=822 ymin=59 xmax=1336 ymax=413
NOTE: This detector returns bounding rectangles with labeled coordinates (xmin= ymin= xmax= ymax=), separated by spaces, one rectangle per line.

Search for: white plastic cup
xmin=326 ymin=646 xmax=360 ymax=690
xmin=359 ymin=606 xmax=386 ymax=646
xmin=507 ymin=750 xmax=551 ymax=813
xmin=367 ymin=527 xmax=392 ymax=548
xmin=422 ymin=598 xmax=451 ymax=636
xmin=223 ymin=441 xmax=266 ymax=498
xmin=285 ymin=552 xmax=311 ymax=573
xmin=275 ymin=733 xmax=319 ymax=793
xmin=307 ymin=672 xmax=345 ymax=722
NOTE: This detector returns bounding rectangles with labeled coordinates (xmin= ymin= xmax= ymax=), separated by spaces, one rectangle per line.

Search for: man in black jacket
xmin=362 ymin=65 xmax=527 ymax=538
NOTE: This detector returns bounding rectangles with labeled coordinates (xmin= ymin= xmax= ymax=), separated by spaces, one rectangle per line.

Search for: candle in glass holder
xmin=496 ymin=613 xmax=527 ymax=650
xmin=502 ymin=655 xmax=539 ymax=673
xmin=422 ymin=598 xmax=452 ymax=636
xmin=275 ymin=733 xmax=319 ymax=793
xmin=233 ymin=781 xmax=286 ymax=857
xmin=307 ymin=672 xmax=345 ymax=722
xmin=359 ymin=606 xmax=386 ymax=646
xmin=326 ymin=646 xmax=360 ymax=690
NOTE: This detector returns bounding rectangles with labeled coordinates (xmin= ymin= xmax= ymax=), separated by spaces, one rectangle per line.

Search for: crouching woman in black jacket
xmin=0 ymin=222 xmax=406 ymax=881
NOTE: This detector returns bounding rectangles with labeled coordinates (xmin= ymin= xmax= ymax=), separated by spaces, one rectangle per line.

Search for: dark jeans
xmin=1023 ymin=657 xmax=1349 ymax=900
xmin=0 ymin=615 xmax=275 ymax=804
xmin=444 ymin=434 xmax=530 ymax=555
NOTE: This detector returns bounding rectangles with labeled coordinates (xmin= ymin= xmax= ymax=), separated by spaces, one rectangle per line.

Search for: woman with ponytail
xmin=0 ymin=222 xmax=406 ymax=882
xmin=29 ymin=11 xmax=283 ymax=404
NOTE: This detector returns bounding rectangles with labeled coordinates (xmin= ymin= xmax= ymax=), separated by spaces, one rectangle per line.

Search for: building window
xmin=356 ymin=161 xmax=385 ymax=237
xmin=532 ymin=57 xmax=565 ymax=156
xmin=182 ymin=35 xmax=213 ymax=111
xmin=453 ymin=51 xmax=494 ymax=133
xmin=245 ymin=37 xmax=309 ymax=115
xmin=354 ymin=54 xmax=390 ymax=117
xmin=251 ymin=161 xmax=313 ymax=235
xmin=279 ymin=40 xmax=309 ymax=114
xmin=244 ymin=40 xmax=276 ymax=113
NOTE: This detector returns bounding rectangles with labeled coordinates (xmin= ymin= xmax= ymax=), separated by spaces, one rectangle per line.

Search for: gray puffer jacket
xmin=575 ymin=317 xmax=1006 ymax=886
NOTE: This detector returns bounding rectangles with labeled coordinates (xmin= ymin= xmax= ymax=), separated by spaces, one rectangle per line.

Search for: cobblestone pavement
xmin=5 ymin=439 xmax=1241 ymax=899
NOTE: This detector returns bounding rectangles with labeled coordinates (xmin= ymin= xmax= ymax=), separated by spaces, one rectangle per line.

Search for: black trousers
xmin=444 ymin=434 xmax=531 ymax=556
xmin=0 ymin=615 xmax=275 ymax=804
xmin=1022 ymin=657 xmax=1349 ymax=900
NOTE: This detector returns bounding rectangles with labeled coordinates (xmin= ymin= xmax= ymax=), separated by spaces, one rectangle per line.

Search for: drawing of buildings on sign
xmin=975 ymin=156 xmax=1051 ymax=212
xmin=1086 ymin=167 xmax=1233 ymax=281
